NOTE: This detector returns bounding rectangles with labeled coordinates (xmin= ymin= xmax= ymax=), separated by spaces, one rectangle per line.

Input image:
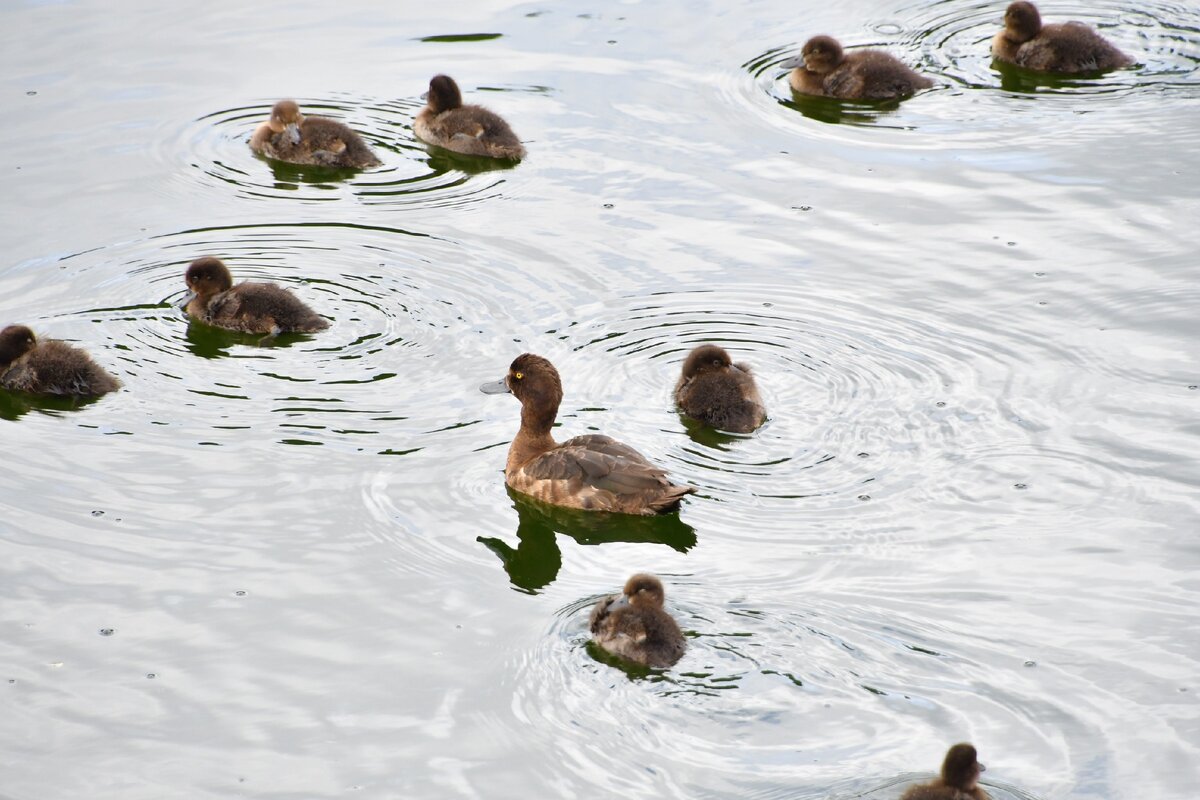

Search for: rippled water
xmin=3 ymin=0 xmax=1199 ymax=797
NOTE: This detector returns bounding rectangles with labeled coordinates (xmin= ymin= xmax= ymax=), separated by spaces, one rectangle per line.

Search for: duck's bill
xmin=285 ymin=122 xmax=301 ymax=145
xmin=479 ymin=378 xmax=511 ymax=394
xmin=177 ymin=290 xmax=197 ymax=310
xmin=420 ymin=91 xmax=429 ymax=101
xmin=780 ymin=55 xmax=805 ymax=69
xmin=978 ymin=763 xmax=986 ymax=773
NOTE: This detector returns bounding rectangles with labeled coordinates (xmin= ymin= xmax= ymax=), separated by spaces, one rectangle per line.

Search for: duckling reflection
xmin=589 ymin=573 xmax=686 ymax=668
xmin=477 ymin=487 xmax=697 ymax=593
xmin=901 ymin=743 xmax=989 ymax=800
xmin=180 ymin=257 xmax=329 ymax=337
xmin=480 ymin=353 xmax=695 ymax=515
xmin=0 ymin=324 xmax=120 ymax=397
xmin=415 ymin=75 xmax=525 ymax=161
xmin=784 ymin=35 xmax=932 ymax=100
xmin=992 ymin=1 xmax=1132 ymax=73
xmin=250 ymin=99 xmax=381 ymax=169
xmin=675 ymin=344 xmax=766 ymax=433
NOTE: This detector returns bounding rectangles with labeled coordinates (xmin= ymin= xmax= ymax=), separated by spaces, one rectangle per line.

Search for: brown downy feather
xmin=674 ymin=344 xmax=766 ymax=433
xmin=414 ymin=75 xmax=525 ymax=160
xmin=790 ymin=35 xmax=933 ymax=99
xmin=589 ymin=574 xmax=686 ymax=668
xmin=183 ymin=257 xmax=329 ymax=335
xmin=992 ymin=1 xmax=1132 ymax=73
xmin=250 ymin=99 xmax=380 ymax=168
xmin=0 ymin=324 xmax=121 ymax=396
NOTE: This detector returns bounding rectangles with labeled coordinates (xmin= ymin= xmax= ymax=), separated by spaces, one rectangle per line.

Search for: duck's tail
xmin=648 ymin=484 xmax=697 ymax=515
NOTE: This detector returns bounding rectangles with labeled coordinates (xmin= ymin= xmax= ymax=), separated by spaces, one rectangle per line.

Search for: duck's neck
xmin=506 ymin=402 xmax=558 ymax=475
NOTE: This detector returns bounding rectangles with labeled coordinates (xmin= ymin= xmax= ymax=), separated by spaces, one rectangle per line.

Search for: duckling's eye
xmin=712 ymin=359 xmax=722 ymax=367
xmin=514 ymin=371 xmax=524 ymax=380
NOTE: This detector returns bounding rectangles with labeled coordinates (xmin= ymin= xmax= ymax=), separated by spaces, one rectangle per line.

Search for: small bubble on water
xmin=602 ymin=203 xmax=613 ymax=209
xmin=146 ymin=673 xmax=157 ymax=679
xmin=1014 ymin=483 xmax=1027 ymax=490
xmin=8 ymin=679 xmax=14 ymax=684
xmin=607 ymin=39 xmax=616 ymax=44
xmin=857 ymin=452 xmax=870 ymax=459
xmin=91 ymin=510 xmax=104 ymax=517
xmin=1024 ymin=659 xmax=1037 ymax=667
xmin=1038 ymin=301 xmax=1048 ymax=306
xmin=234 ymin=590 xmax=246 ymax=596
xmin=762 ymin=302 xmax=773 ymax=307
xmin=99 ymin=628 xmax=115 ymax=636
xmin=857 ymin=494 xmax=871 ymax=501
xmin=26 ymin=90 xmax=37 ymax=96
xmin=935 ymin=401 xmax=946 ymax=408
xmin=1007 ymin=241 xmax=1017 ymax=247
xmin=1188 ymin=385 xmax=1197 ymax=391
xmin=1034 ymin=271 xmax=1045 ymax=277
xmin=873 ymin=22 xmax=903 ymax=34
xmin=793 ymin=205 xmax=812 ymax=211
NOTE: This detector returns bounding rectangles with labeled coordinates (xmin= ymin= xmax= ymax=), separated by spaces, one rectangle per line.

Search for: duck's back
xmin=204 ymin=283 xmax=329 ymax=334
xmin=511 ymin=434 xmax=693 ymax=515
xmin=828 ymin=50 xmax=933 ymax=99
xmin=590 ymin=598 xmax=686 ymax=668
xmin=1 ymin=340 xmax=120 ymax=396
xmin=416 ymin=105 xmax=525 ymax=160
xmin=1016 ymin=22 xmax=1132 ymax=72
xmin=675 ymin=370 xmax=764 ymax=433
xmin=267 ymin=116 xmax=380 ymax=168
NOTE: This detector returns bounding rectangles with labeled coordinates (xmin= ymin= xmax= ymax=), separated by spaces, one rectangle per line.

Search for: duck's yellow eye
xmin=514 ymin=372 xmax=524 ymax=380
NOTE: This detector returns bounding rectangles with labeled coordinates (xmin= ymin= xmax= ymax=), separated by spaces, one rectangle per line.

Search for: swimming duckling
xmin=992 ymin=1 xmax=1132 ymax=73
xmin=181 ymin=257 xmax=329 ymax=335
xmin=414 ymin=75 xmax=525 ymax=161
xmin=786 ymin=35 xmax=933 ymax=99
xmin=0 ymin=324 xmax=121 ymax=396
xmin=480 ymin=354 xmax=695 ymax=515
xmin=589 ymin=573 xmax=686 ymax=668
xmin=249 ymin=100 xmax=381 ymax=168
xmin=674 ymin=344 xmax=766 ymax=433
xmin=901 ymin=743 xmax=990 ymax=800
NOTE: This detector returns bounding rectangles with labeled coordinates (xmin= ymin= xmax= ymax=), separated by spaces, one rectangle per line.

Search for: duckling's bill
xmin=177 ymin=289 xmax=197 ymax=310
xmin=480 ymin=378 xmax=510 ymax=394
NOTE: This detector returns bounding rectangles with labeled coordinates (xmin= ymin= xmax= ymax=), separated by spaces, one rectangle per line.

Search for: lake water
xmin=2 ymin=0 xmax=1199 ymax=797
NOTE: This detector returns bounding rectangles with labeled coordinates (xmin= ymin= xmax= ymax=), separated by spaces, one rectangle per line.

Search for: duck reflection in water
xmin=476 ymin=488 xmax=696 ymax=593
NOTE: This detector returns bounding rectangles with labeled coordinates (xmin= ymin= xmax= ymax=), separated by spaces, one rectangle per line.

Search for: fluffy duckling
xmin=0 ymin=324 xmax=121 ymax=396
xmin=901 ymin=743 xmax=990 ymax=800
xmin=992 ymin=1 xmax=1132 ymax=73
xmin=589 ymin=574 xmax=686 ymax=668
xmin=674 ymin=344 xmax=766 ymax=433
xmin=181 ymin=257 xmax=329 ymax=335
xmin=249 ymin=100 xmax=381 ymax=168
xmin=786 ymin=35 xmax=933 ymax=99
xmin=480 ymin=354 xmax=695 ymax=515
xmin=414 ymin=75 xmax=525 ymax=161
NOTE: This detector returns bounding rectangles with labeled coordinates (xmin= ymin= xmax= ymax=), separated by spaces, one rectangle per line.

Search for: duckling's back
xmin=1 ymin=340 xmax=120 ymax=396
xmin=830 ymin=51 xmax=933 ymax=99
xmin=1016 ymin=22 xmax=1132 ymax=72
xmin=204 ymin=283 xmax=329 ymax=334
xmin=590 ymin=599 xmax=686 ymax=668
xmin=268 ymin=117 xmax=380 ymax=168
xmin=419 ymin=105 xmax=525 ymax=160
xmin=675 ymin=369 xmax=765 ymax=433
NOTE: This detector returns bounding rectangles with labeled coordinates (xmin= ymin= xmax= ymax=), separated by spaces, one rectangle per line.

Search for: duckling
xmin=181 ymin=257 xmax=329 ymax=335
xmin=249 ymin=99 xmax=381 ymax=168
xmin=901 ymin=743 xmax=990 ymax=800
xmin=589 ymin=573 xmax=686 ymax=668
xmin=480 ymin=354 xmax=695 ymax=515
xmin=414 ymin=75 xmax=525 ymax=161
xmin=992 ymin=1 xmax=1132 ymax=73
xmin=674 ymin=344 xmax=766 ymax=433
xmin=0 ymin=324 xmax=121 ymax=396
xmin=786 ymin=35 xmax=933 ymax=99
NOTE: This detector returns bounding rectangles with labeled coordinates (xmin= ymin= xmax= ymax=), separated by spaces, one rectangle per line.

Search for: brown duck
xmin=785 ymin=35 xmax=933 ymax=99
xmin=480 ymin=354 xmax=694 ymax=514
xmin=992 ymin=1 xmax=1132 ymax=73
xmin=180 ymin=257 xmax=329 ymax=336
xmin=415 ymin=75 xmax=525 ymax=161
xmin=249 ymin=99 xmax=381 ymax=168
xmin=674 ymin=344 xmax=766 ymax=433
xmin=0 ymin=324 xmax=121 ymax=396
xmin=901 ymin=743 xmax=990 ymax=800
xmin=589 ymin=574 xmax=686 ymax=668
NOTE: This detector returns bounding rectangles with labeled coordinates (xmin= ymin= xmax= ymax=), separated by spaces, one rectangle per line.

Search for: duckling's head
xmin=623 ymin=574 xmax=667 ymax=608
xmin=480 ymin=353 xmax=564 ymax=427
xmin=184 ymin=257 xmax=234 ymax=299
xmin=425 ymin=75 xmax=464 ymax=113
xmin=680 ymin=344 xmax=735 ymax=380
xmin=268 ymin=99 xmax=305 ymax=145
xmin=1004 ymin=1 xmax=1042 ymax=42
xmin=941 ymin=743 xmax=985 ymax=790
xmin=799 ymin=35 xmax=845 ymax=73
xmin=0 ymin=324 xmax=37 ymax=367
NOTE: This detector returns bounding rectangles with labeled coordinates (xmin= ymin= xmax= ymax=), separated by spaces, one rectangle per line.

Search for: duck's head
xmin=1003 ymin=1 xmax=1042 ymax=42
xmin=480 ymin=353 xmax=563 ymax=429
xmin=0 ymin=324 xmax=37 ymax=367
xmin=785 ymin=35 xmax=845 ymax=73
xmin=268 ymin=99 xmax=305 ymax=145
xmin=623 ymin=574 xmax=667 ymax=609
xmin=941 ymin=743 xmax=985 ymax=791
xmin=680 ymin=344 xmax=737 ymax=380
xmin=181 ymin=257 xmax=234 ymax=308
xmin=423 ymin=75 xmax=464 ymax=113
